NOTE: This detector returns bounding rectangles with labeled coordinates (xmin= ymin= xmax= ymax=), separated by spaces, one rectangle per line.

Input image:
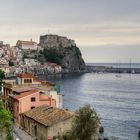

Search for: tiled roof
xmin=22 ymin=105 xmax=74 ymax=126
xmin=14 ymin=87 xmax=34 ymax=93
xmin=17 ymin=73 xmax=33 ymax=78
xmin=10 ymin=89 xmax=39 ymax=100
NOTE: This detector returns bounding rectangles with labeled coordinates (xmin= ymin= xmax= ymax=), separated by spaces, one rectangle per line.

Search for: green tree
xmin=0 ymin=70 xmax=13 ymax=140
xmin=0 ymin=70 xmax=5 ymax=96
xmin=61 ymin=104 xmax=100 ymax=140
xmin=0 ymin=101 xmax=13 ymax=140
xmin=40 ymin=48 xmax=63 ymax=65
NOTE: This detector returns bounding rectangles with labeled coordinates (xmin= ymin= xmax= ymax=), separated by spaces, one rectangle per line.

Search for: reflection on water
xmin=44 ymin=73 xmax=140 ymax=140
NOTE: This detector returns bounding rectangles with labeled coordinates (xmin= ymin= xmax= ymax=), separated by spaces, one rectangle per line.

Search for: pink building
xmin=9 ymin=88 xmax=56 ymax=123
xmin=3 ymin=73 xmax=63 ymax=124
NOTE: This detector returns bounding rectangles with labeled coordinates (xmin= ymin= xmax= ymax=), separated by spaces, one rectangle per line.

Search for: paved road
xmin=12 ymin=125 xmax=34 ymax=140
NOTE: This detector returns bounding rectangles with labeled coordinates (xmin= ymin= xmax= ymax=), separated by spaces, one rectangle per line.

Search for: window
xmin=29 ymin=79 xmax=32 ymax=83
xmin=31 ymin=97 xmax=36 ymax=102
xmin=24 ymin=79 xmax=32 ymax=83
xmin=24 ymin=79 xmax=27 ymax=83
xmin=31 ymin=106 xmax=35 ymax=109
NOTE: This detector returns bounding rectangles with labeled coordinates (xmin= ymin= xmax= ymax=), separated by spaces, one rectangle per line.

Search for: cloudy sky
xmin=0 ymin=0 xmax=140 ymax=63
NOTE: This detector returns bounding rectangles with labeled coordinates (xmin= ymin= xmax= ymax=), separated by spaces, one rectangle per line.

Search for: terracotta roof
xmin=14 ymin=88 xmax=34 ymax=93
xmin=10 ymin=89 xmax=39 ymax=100
xmin=22 ymin=105 xmax=74 ymax=126
xmin=17 ymin=73 xmax=33 ymax=78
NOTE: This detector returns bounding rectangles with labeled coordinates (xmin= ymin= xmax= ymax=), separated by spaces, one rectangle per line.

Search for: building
xmin=16 ymin=39 xmax=39 ymax=51
xmin=0 ymin=60 xmax=10 ymax=75
xmin=15 ymin=39 xmax=40 ymax=65
xmin=9 ymin=88 xmax=56 ymax=123
xmin=40 ymin=34 xmax=76 ymax=48
xmin=20 ymin=105 xmax=74 ymax=140
xmin=3 ymin=73 xmax=63 ymax=123
xmin=46 ymin=62 xmax=62 ymax=74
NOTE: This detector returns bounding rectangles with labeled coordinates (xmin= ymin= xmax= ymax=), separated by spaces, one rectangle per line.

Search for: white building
xmin=16 ymin=39 xmax=39 ymax=51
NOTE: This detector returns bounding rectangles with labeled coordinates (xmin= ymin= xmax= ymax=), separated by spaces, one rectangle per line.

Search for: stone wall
xmin=20 ymin=115 xmax=74 ymax=140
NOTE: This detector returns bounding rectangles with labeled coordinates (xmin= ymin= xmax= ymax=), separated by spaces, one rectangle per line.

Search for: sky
xmin=0 ymin=0 xmax=140 ymax=63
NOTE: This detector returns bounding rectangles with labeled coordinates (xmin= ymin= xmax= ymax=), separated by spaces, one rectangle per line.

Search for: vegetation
xmin=39 ymin=48 xmax=63 ymax=65
xmin=60 ymin=104 xmax=100 ymax=140
xmin=0 ymin=70 xmax=13 ymax=140
xmin=0 ymin=101 xmax=13 ymax=140
xmin=0 ymin=70 xmax=5 ymax=96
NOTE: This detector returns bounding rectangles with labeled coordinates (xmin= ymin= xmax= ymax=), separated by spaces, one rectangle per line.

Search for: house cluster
xmin=0 ymin=35 xmax=63 ymax=77
xmin=0 ymin=41 xmax=13 ymax=74
xmin=2 ymin=73 xmax=74 ymax=140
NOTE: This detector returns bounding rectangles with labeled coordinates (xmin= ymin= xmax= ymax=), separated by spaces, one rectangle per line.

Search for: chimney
xmin=30 ymin=38 xmax=32 ymax=42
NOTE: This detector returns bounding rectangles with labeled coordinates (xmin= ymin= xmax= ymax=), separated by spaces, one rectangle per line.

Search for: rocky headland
xmin=38 ymin=34 xmax=86 ymax=73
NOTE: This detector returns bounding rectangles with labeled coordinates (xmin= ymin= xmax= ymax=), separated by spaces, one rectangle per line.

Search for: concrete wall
xmin=49 ymin=91 xmax=63 ymax=108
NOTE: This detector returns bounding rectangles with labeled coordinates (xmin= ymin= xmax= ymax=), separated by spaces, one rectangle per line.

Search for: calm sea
xmin=45 ymin=73 xmax=140 ymax=140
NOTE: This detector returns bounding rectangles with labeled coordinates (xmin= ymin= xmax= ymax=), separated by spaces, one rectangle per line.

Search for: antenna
xmin=130 ymin=58 xmax=132 ymax=73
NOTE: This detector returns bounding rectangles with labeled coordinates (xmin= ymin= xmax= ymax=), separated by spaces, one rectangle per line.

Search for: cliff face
xmin=39 ymin=34 xmax=86 ymax=73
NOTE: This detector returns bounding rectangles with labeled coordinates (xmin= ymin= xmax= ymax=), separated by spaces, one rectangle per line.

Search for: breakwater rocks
xmin=86 ymin=65 xmax=140 ymax=74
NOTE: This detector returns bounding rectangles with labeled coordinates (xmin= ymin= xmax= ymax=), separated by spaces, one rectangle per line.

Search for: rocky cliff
xmin=39 ymin=34 xmax=86 ymax=73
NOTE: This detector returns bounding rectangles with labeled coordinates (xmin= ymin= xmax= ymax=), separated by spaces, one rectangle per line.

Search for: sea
xmin=44 ymin=63 xmax=140 ymax=140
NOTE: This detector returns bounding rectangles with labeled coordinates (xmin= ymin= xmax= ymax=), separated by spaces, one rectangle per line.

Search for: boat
xmin=115 ymin=74 xmax=122 ymax=78
xmin=115 ymin=62 xmax=122 ymax=78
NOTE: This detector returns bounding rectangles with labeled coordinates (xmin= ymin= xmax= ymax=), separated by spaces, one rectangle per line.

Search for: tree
xmin=0 ymin=70 xmax=5 ymax=96
xmin=61 ymin=104 xmax=100 ymax=140
xmin=39 ymin=48 xmax=63 ymax=65
xmin=0 ymin=101 xmax=13 ymax=140
xmin=0 ymin=70 xmax=13 ymax=140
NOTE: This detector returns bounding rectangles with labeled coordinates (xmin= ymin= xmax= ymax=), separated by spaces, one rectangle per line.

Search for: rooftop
xmin=17 ymin=73 xmax=33 ymax=78
xmin=22 ymin=105 xmax=74 ymax=126
xmin=10 ymin=89 xmax=39 ymax=100
xmin=17 ymin=40 xmax=37 ymax=46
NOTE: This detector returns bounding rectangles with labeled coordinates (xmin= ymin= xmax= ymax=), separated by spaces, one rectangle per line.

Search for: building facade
xmin=20 ymin=105 xmax=74 ymax=140
xmin=9 ymin=89 xmax=56 ymax=123
xmin=2 ymin=73 xmax=63 ymax=123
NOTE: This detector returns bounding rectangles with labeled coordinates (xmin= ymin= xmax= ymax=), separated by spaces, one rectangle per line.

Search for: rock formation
xmin=39 ymin=34 xmax=86 ymax=73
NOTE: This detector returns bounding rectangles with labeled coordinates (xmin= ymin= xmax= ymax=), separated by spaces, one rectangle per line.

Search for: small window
xmin=24 ymin=79 xmax=27 ymax=83
xmin=27 ymin=79 xmax=30 ymax=83
xmin=29 ymin=79 xmax=32 ymax=83
xmin=31 ymin=97 xmax=36 ymax=102
xmin=31 ymin=106 xmax=35 ymax=109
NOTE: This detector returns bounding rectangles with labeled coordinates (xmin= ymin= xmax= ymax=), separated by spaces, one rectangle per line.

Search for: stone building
xmin=40 ymin=34 xmax=76 ymax=48
xmin=20 ymin=105 xmax=74 ymax=140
